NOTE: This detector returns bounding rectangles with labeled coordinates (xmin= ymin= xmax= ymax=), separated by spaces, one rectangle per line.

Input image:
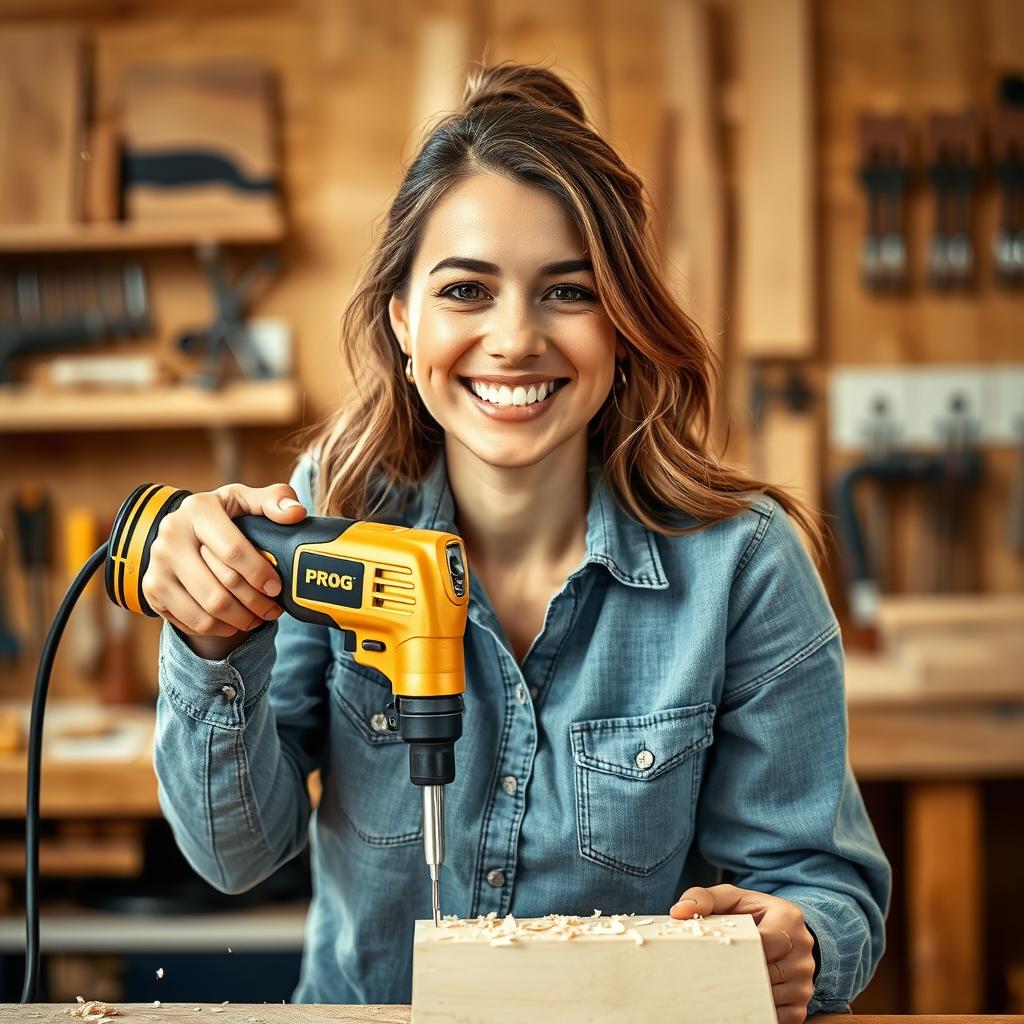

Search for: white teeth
xmin=467 ymin=379 xmax=560 ymax=407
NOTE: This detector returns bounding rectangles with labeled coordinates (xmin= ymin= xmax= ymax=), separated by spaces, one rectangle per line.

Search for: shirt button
xmin=501 ymin=776 xmax=518 ymax=796
xmin=220 ymin=684 xmax=237 ymax=701
xmin=529 ymin=685 xmax=539 ymax=701
xmin=515 ymin=683 xmax=526 ymax=705
xmin=486 ymin=868 xmax=506 ymax=887
xmin=635 ymin=749 xmax=655 ymax=770
xmin=369 ymin=712 xmax=390 ymax=733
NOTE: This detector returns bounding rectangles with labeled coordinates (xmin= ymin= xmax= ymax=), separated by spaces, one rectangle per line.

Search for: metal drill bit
xmin=422 ymin=784 xmax=445 ymax=926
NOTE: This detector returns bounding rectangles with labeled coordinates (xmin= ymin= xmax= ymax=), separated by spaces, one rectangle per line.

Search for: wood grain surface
xmin=2 ymin=1005 xmax=1023 ymax=1023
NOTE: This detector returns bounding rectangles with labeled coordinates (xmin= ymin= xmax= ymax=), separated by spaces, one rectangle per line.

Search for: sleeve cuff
xmin=158 ymin=618 xmax=278 ymax=729
xmin=790 ymin=896 xmax=848 ymax=1016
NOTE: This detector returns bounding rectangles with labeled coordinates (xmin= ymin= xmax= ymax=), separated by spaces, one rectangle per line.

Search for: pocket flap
xmin=570 ymin=703 xmax=715 ymax=781
xmin=330 ymin=655 xmax=403 ymax=745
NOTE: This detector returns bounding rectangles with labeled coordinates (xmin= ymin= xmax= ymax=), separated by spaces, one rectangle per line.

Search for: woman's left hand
xmin=669 ymin=883 xmax=816 ymax=1024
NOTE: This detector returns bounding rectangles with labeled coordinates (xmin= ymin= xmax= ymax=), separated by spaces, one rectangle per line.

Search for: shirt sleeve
xmin=153 ymin=452 xmax=333 ymax=894
xmin=694 ymin=499 xmax=892 ymax=1015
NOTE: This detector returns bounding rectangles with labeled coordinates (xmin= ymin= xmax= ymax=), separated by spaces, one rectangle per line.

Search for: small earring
xmin=405 ymin=357 xmax=415 ymax=384
xmin=616 ymin=361 xmax=628 ymax=389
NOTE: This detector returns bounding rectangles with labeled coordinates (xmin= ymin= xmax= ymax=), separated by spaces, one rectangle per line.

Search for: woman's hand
xmin=669 ymin=883 xmax=815 ymax=1024
xmin=142 ymin=482 xmax=307 ymax=658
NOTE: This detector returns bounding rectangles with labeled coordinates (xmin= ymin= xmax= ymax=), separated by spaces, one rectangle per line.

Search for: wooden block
xmin=736 ymin=0 xmax=814 ymax=357
xmin=411 ymin=913 xmax=775 ymax=1023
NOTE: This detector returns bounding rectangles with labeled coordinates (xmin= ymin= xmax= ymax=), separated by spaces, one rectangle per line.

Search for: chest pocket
xmin=570 ymin=702 xmax=715 ymax=877
xmin=325 ymin=656 xmax=422 ymax=847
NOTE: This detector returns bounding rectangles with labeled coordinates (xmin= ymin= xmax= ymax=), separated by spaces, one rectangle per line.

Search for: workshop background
xmin=0 ymin=0 xmax=1022 ymax=1014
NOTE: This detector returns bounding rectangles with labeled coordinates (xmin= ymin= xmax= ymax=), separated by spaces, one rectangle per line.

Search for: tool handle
xmin=13 ymin=487 xmax=51 ymax=570
xmin=234 ymin=513 xmax=359 ymax=628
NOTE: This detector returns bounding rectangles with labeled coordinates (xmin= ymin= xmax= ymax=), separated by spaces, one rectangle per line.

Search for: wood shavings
xmin=66 ymin=998 xmax=121 ymax=1019
xmin=626 ymin=928 xmax=645 ymax=946
xmin=156 ymin=968 xmax=164 ymax=980
xmin=153 ymin=1002 xmax=161 ymax=1008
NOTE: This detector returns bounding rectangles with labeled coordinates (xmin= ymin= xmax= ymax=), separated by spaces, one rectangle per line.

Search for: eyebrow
xmin=428 ymin=256 xmax=594 ymax=277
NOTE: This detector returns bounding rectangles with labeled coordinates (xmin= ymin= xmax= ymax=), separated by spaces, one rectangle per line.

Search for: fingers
xmin=775 ymin=1006 xmax=808 ymax=1024
xmin=177 ymin=544 xmax=273 ymax=633
xmin=147 ymin=572 xmax=249 ymax=637
xmin=180 ymin=493 xmax=284 ymax=599
xmin=772 ymin=978 xmax=814 ymax=1007
xmin=199 ymin=543 xmax=284 ymax=623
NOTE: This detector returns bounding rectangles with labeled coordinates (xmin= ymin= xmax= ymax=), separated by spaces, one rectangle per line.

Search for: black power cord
xmin=21 ymin=542 xmax=108 ymax=1003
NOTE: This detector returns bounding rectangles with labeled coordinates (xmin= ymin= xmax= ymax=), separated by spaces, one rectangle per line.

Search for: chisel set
xmin=858 ymin=78 xmax=1024 ymax=293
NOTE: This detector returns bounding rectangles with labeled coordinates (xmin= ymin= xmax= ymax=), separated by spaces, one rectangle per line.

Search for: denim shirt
xmin=154 ymin=450 xmax=890 ymax=1013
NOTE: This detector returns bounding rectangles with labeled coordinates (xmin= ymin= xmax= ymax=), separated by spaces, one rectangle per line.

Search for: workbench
xmin=3 ymin=1008 xmax=1024 ymax=1023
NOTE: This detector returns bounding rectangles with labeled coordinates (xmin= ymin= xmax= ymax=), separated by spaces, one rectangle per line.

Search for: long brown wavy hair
xmin=293 ymin=61 xmax=825 ymax=561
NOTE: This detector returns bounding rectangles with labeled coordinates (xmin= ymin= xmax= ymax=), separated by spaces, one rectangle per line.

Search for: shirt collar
xmin=404 ymin=450 xmax=668 ymax=591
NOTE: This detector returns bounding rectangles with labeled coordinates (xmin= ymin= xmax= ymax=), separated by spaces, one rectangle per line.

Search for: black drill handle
xmin=234 ymin=514 xmax=358 ymax=629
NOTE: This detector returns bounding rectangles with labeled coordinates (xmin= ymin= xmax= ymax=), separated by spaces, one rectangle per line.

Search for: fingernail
xmin=279 ymin=498 xmax=304 ymax=510
xmin=263 ymin=577 xmax=281 ymax=596
xmin=676 ymin=899 xmax=698 ymax=907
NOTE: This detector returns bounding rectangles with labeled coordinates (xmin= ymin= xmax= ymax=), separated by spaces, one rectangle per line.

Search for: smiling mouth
xmin=458 ymin=377 xmax=570 ymax=408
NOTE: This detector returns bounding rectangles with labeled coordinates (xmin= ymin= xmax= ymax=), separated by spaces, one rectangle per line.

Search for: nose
xmin=481 ymin=296 xmax=546 ymax=363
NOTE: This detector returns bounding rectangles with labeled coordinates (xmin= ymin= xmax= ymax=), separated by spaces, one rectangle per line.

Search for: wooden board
xmin=411 ymin=913 xmax=775 ymax=1024
xmin=122 ymin=57 xmax=279 ymax=223
xmin=0 ymin=27 xmax=85 ymax=226
xmin=736 ymin=0 xmax=814 ymax=356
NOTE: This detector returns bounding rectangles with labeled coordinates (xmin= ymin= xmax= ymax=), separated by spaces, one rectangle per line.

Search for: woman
xmin=148 ymin=63 xmax=890 ymax=1022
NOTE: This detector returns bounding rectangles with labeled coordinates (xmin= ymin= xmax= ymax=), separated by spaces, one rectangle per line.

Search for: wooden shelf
xmin=0 ymin=211 xmax=284 ymax=254
xmin=0 ymin=378 xmax=302 ymax=432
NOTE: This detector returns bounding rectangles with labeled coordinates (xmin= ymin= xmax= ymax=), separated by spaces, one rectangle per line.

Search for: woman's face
xmin=389 ymin=171 xmax=623 ymax=470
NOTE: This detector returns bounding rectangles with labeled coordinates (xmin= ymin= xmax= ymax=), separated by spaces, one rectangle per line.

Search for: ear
xmin=388 ymin=293 xmax=411 ymax=357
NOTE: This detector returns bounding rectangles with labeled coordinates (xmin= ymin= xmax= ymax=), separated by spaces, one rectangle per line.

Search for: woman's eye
xmin=439 ymin=282 xmax=488 ymax=302
xmin=547 ymin=284 xmax=595 ymax=303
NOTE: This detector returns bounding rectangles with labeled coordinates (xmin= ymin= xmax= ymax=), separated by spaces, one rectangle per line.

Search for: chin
xmin=451 ymin=435 xmax=558 ymax=471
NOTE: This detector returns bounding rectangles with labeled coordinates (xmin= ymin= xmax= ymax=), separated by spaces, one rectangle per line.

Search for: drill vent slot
xmin=372 ymin=566 xmax=415 ymax=614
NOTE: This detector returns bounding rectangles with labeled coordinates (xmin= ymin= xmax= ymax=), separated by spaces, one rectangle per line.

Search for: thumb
xmin=670 ymin=883 xmax=759 ymax=920
xmin=265 ymin=484 xmax=308 ymax=522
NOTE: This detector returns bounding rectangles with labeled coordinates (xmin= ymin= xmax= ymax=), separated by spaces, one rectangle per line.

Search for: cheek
xmin=417 ymin=312 xmax=476 ymax=376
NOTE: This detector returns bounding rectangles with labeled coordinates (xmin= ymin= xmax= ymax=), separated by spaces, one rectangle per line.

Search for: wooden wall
xmin=1 ymin=0 xmax=1022 ymax=1011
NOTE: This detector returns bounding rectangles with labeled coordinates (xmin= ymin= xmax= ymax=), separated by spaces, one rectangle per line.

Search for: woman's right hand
xmin=142 ymin=482 xmax=308 ymax=658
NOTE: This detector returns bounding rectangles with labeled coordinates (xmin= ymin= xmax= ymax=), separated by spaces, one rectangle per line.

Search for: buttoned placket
xmin=465 ymin=575 xmax=583 ymax=920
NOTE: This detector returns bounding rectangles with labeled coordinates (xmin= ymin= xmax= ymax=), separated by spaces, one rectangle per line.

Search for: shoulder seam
xmin=732 ymin=498 xmax=776 ymax=581
xmin=723 ymin=621 xmax=840 ymax=706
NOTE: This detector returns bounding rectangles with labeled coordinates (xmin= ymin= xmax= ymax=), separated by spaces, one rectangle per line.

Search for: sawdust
xmin=65 ymin=997 xmax=121 ymax=1021
xmin=432 ymin=911 xmax=741 ymax=947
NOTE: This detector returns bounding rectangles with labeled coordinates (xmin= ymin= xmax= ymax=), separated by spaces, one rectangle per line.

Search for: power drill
xmin=21 ymin=479 xmax=470 ymax=1001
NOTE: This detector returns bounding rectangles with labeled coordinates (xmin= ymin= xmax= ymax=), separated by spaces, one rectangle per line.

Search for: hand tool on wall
xmin=64 ymin=508 xmax=103 ymax=677
xmin=833 ymin=445 xmax=983 ymax=626
xmin=858 ymin=114 xmax=910 ymax=290
xmin=926 ymin=110 xmax=979 ymax=290
xmin=0 ymin=262 xmax=151 ymax=382
xmin=0 ymin=523 xmax=20 ymax=668
xmin=176 ymin=242 xmax=281 ymax=389
xmin=993 ymin=80 xmax=1024 ymax=287
xmin=20 ymin=484 xmax=469 ymax=1001
xmin=1008 ymin=415 xmax=1024 ymax=556
xmin=13 ymin=486 xmax=52 ymax=656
